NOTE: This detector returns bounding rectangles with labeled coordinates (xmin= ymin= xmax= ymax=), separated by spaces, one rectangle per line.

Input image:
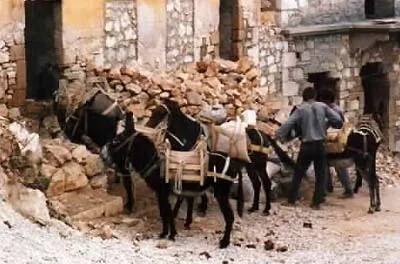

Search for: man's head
xmin=302 ymin=87 xmax=316 ymax=101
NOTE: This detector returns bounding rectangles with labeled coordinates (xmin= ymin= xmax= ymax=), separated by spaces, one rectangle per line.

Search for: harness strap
xmin=102 ymin=101 xmax=118 ymax=116
xmin=249 ymin=144 xmax=273 ymax=155
xmin=71 ymin=108 xmax=85 ymax=139
xmin=207 ymin=171 xmax=237 ymax=182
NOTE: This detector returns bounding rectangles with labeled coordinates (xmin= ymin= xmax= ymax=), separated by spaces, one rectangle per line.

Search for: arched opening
xmin=25 ymin=0 xmax=63 ymax=101
xmin=219 ymin=0 xmax=240 ymax=61
xmin=360 ymin=62 xmax=390 ymax=133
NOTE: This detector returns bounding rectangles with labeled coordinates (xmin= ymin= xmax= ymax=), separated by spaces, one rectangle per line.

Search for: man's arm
xmin=276 ymin=109 xmax=301 ymax=142
xmin=325 ymin=105 xmax=343 ymax=129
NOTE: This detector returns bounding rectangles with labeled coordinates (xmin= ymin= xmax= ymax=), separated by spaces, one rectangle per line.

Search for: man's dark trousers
xmin=288 ymin=140 xmax=327 ymax=205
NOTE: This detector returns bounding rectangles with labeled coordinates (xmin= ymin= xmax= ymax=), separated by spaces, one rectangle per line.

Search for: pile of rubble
xmin=62 ymin=57 xmax=281 ymax=120
xmin=376 ymin=149 xmax=400 ymax=187
xmin=0 ymin=117 xmax=123 ymax=228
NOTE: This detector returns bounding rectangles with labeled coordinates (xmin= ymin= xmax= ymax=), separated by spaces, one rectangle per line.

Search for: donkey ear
xmin=124 ymin=111 xmax=135 ymax=133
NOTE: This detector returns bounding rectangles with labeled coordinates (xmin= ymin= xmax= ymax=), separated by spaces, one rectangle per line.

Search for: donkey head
xmin=101 ymin=112 xmax=158 ymax=175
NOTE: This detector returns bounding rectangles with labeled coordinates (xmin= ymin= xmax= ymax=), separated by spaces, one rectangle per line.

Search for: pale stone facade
xmin=1 ymin=0 xmax=400 ymax=150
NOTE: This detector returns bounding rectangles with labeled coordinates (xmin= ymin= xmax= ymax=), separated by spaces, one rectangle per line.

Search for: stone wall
xmin=0 ymin=0 xmax=25 ymax=109
xmin=258 ymin=26 xmax=286 ymax=96
xmin=279 ymin=0 xmax=364 ymax=28
xmin=166 ymin=0 xmax=195 ymax=70
xmin=104 ymin=0 xmax=138 ymax=68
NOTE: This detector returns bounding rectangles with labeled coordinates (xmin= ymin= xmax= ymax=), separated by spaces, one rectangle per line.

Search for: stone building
xmin=1 ymin=0 xmax=400 ymax=150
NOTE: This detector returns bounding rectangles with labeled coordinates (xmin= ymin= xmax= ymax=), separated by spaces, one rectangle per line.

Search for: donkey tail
xmin=236 ymin=169 xmax=244 ymax=218
xmin=268 ymin=136 xmax=297 ymax=170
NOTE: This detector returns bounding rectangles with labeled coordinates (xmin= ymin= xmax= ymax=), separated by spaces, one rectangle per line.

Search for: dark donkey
xmin=54 ymin=89 xmax=125 ymax=153
xmin=283 ymin=104 xmax=383 ymax=213
xmin=145 ymin=100 xmax=244 ymax=228
xmin=101 ymin=112 xmax=244 ymax=248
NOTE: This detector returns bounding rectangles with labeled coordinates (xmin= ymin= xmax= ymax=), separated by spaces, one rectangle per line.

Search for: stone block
xmin=233 ymin=29 xmax=246 ymax=41
xmin=280 ymin=0 xmax=299 ymax=10
xmin=292 ymin=68 xmax=304 ymax=80
xmin=16 ymin=60 xmax=26 ymax=91
xmin=282 ymin=81 xmax=299 ymax=96
xmin=8 ymin=88 xmax=25 ymax=107
xmin=282 ymin=52 xmax=297 ymax=67
xmin=49 ymin=188 xmax=124 ymax=222
xmin=10 ymin=45 xmax=25 ymax=61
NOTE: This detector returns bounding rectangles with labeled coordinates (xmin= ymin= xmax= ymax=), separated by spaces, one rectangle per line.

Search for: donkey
xmin=281 ymin=104 xmax=383 ymax=213
xmin=146 ymin=100 xmax=295 ymax=217
xmin=54 ymin=90 xmax=125 ymax=153
xmin=101 ymin=112 xmax=244 ymax=248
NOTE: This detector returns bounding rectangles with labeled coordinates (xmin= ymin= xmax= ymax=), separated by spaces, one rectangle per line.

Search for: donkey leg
xmin=122 ymin=174 xmax=135 ymax=213
xmin=375 ymin=177 xmax=381 ymax=212
xmin=215 ymin=190 xmax=234 ymax=249
xmin=257 ymin=163 xmax=272 ymax=216
xmin=156 ymin=192 xmax=169 ymax=238
xmin=354 ymin=172 xmax=363 ymax=194
xmin=166 ymin=193 xmax=177 ymax=240
xmin=197 ymin=194 xmax=208 ymax=217
xmin=173 ymin=196 xmax=184 ymax=218
xmin=184 ymin=197 xmax=194 ymax=229
xmin=246 ymin=164 xmax=261 ymax=213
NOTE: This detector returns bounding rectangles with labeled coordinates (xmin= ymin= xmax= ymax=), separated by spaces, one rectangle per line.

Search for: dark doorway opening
xmin=219 ymin=0 xmax=240 ymax=61
xmin=307 ymin=72 xmax=339 ymax=101
xmin=360 ymin=62 xmax=390 ymax=133
xmin=365 ymin=0 xmax=395 ymax=19
xmin=25 ymin=0 xmax=63 ymax=100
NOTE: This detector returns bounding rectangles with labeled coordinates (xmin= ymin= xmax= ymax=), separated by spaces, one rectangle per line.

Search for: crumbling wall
xmin=0 ymin=0 xmax=25 ymax=108
xmin=193 ymin=0 xmax=220 ymax=61
xmin=62 ymin=0 xmax=104 ymax=66
xmin=278 ymin=0 xmax=364 ymax=28
xmin=104 ymin=0 xmax=138 ymax=68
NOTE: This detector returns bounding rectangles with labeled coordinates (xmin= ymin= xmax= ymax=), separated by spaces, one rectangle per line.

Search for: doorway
xmin=365 ymin=0 xmax=395 ymax=19
xmin=307 ymin=72 xmax=339 ymax=101
xmin=25 ymin=0 xmax=62 ymax=100
xmin=360 ymin=62 xmax=390 ymax=133
xmin=219 ymin=0 xmax=240 ymax=61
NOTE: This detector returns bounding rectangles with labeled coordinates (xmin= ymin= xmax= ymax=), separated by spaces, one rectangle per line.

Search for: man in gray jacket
xmin=276 ymin=87 xmax=343 ymax=209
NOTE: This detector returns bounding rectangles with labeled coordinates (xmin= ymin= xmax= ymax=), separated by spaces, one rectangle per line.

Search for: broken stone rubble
xmin=0 ymin=116 xmax=123 ymax=228
xmin=62 ymin=57 xmax=282 ymax=120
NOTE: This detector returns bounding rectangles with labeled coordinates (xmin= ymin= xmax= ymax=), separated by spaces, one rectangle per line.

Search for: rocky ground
xmin=1 ymin=182 xmax=400 ymax=264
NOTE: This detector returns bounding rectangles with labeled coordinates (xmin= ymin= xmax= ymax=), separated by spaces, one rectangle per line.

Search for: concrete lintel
xmin=282 ymin=19 xmax=400 ymax=38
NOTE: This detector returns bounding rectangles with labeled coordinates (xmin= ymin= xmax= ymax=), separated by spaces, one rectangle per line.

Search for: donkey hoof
xmin=368 ymin=208 xmax=375 ymax=214
xmin=262 ymin=209 xmax=270 ymax=216
xmin=168 ymin=234 xmax=177 ymax=241
xmin=375 ymin=206 xmax=381 ymax=212
xmin=353 ymin=188 xmax=359 ymax=194
xmin=159 ymin=232 xmax=168 ymax=239
xmin=247 ymin=207 xmax=259 ymax=213
xmin=184 ymin=223 xmax=191 ymax=230
xmin=219 ymin=239 xmax=230 ymax=249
